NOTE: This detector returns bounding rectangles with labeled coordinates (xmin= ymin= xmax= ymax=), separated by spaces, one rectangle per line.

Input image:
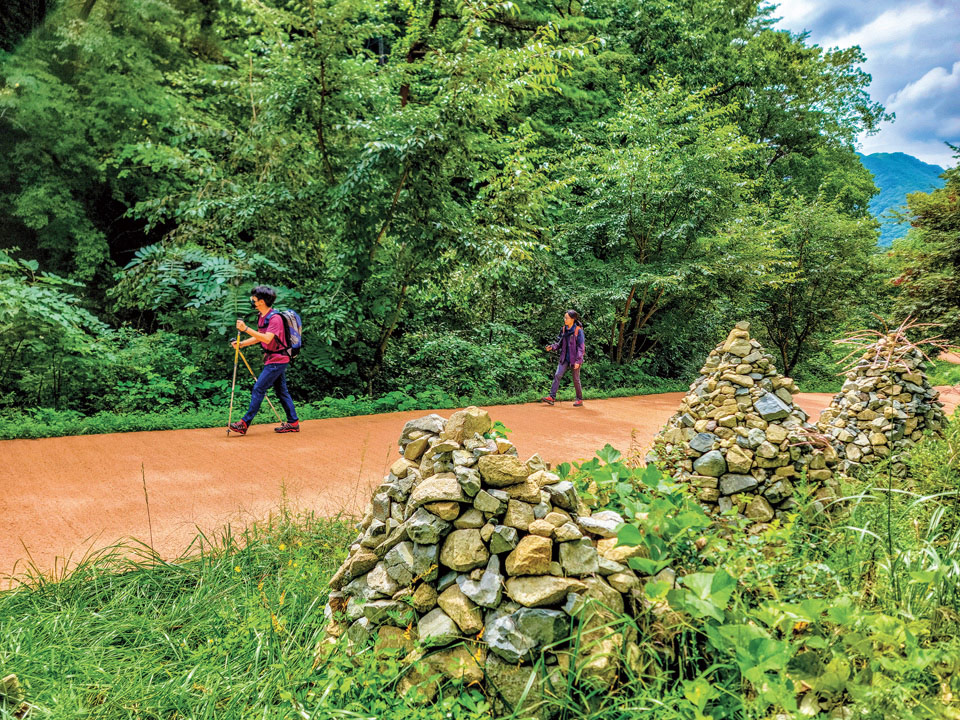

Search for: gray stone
xmin=755 ymin=392 xmax=791 ymax=421
xmin=366 ymin=562 xmax=400 ymax=596
xmin=693 ymin=450 xmax=727 ymax=478
xmin=533 ymin=501 xmax=551 ymax=519
xmin=363 ymin=599 xmax=413 ymax=626
xmin=559 ymin=538 xmax=600 ymax=576
xmin=542 ymin=481 xmax=578 ymax=511
xmin=763 ymin=479 xmax=794 ymax=505
xmin=453 ymin=449 xmax=477 ymax=467
xmin=371 ymin=492 xmax=391 ymax=522
xmin=477 ymin=454 xmax=531 ymax=487
xmin=505 ymin=576 xmax=585 ymax=607
xmin=344 ymin=573 xmax=381 ymax=602
xmin=412 ymin=543 xmax=439 ymax=581
xmin=454 ymin=466 xmax=481 ymax=497
xmin=577 ymin=510 xmax=622 ymax=538
xmin=689 ymin=432 xmax=717 ymax=453
xmin=402 ymin=414 xmax=446 ymax=440
xmin=418 ymin=608 xmax=460 ymax=647
xmin=597 ymin=556 xmax=626 ymax=576
xmin=457 ymin=555 xmax=503 ymax=608
xmin=437 ymin=570 xmax=458 ymax=593
xmin=486 ymin=607 xmax=571 ymax=663
xmin=407 ymin=507 xmax=451 ymax=545
xmin=346 ymin=617 xmax=374 ymax=647
xmin=719 ymin=473 xmax=759 ymax=495
xmin=440 ymin=529 xmax=489 ymax=572
xmin=489 ymin=525 xmax=519 ymax=554
xmin=473 ymin=489 xmax=505 ymax=514
xmin=407 ymin=473 xmax=465 ymax=509
xmin=553 ymin=522 xmax=583 ymax=542
xmin=384 ymin=541 xmax=416 ymax=585
xmin=454 ymin=508 xmax=485 ymax=529
xmin=679 ymin=412 xmax=695 ymax=427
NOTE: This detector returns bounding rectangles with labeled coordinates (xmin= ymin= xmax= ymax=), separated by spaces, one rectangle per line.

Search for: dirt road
xmin=3 ymin=389 xmax=956 ymax=580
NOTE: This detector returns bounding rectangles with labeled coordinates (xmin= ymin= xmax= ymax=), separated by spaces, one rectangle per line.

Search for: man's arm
xmin=236 ymin=319 xmax=275 ymax=345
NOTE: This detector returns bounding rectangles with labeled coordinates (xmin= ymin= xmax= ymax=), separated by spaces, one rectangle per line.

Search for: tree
xmin=554 ymin=77 xmax=783 ymax=365
xmin=750 ymin=194 xmax=881 ymax=374
xmin=892 ymin=148 xmax=960 ymax=342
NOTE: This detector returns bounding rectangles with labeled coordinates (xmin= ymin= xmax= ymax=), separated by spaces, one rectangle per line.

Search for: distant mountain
xmin=858 ymin=152 xmax=946 ymax=246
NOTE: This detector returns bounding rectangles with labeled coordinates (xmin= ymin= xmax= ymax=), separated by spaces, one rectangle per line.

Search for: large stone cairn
xmin=817 ymin=337 xmax=946 ymax=477
xmin=323 ymin=407 xmax=649 ymax=718
xmin=653 ymin=322 xmax=838 ymax=524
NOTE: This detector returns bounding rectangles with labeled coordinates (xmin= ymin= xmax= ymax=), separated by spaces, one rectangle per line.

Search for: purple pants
xmin=550 ymin=362 xmax=582 ymax=400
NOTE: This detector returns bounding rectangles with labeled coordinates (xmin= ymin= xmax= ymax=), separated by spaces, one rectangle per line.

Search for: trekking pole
xmin=227 ymin=329 xmax=241 ymax=434
xmin=237 ymin=348 xmax=284 ymax=423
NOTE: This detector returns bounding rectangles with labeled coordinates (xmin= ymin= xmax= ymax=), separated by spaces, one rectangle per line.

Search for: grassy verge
xmin=928 ymin=357 xmax=960 ymax=387
xmin=0 ymin=380 xmax=687 ymax=441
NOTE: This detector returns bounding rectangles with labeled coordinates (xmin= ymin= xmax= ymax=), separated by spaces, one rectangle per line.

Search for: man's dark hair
xmin=251 ymin=285 xmax=277 ymax=307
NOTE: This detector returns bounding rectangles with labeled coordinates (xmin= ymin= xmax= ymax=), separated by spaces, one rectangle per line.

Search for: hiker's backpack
xmin=265 ymin=309 xmax=303 ymax=360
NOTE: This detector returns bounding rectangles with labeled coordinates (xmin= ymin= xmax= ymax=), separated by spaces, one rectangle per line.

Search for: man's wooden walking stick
xmin=227 ymin=328 xmax=241 ymax=434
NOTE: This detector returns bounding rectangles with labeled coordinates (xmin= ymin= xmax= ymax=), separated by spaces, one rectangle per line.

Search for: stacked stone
xmin=323 ymin=407 xmax=647 ymax=718
xmin=653 ymin=322 xmax=838 ymax=525
xmin=817 ymin=338 xmax=946 ymax=477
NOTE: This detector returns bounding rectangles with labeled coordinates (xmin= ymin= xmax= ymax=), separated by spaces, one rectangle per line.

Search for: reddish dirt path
xmin=2 ymin=390 xmax=956 ymax=582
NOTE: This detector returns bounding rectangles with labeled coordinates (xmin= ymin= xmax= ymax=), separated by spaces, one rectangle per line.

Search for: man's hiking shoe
xmin=228 ymin=420 xmax=248 ymax=435
xmin=573 ymin=399 xmax=583 ymax=407
xmin=541 ymin=396 xmax=555 ymax=406
xmin=275 ymin=421 xmax=300 ymax=433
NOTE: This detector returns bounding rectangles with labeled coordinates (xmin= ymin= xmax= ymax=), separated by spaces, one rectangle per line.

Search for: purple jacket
xmin=550 ymin=325 xmax=585 ymax=366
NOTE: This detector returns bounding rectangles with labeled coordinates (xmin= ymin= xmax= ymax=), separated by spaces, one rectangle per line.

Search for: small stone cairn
xmin=323 ymin=407 xmax=648 ymax=718
xmin=652 ymin=322 xmax=838 ymax=525
xmin=817 ymin=337 xmax=946 ymax=477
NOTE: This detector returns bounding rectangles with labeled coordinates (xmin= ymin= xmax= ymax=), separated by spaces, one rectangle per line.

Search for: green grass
xmin=0 ymin=380 xmax=688 ymax=441
xmin=928 ymin=358 xmax=960 ymax=388
xmin=0 ymin=510 xmax=357 ymax=719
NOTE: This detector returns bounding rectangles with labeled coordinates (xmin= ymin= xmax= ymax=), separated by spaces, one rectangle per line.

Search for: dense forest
xmin=1 ymin=0 xmax=957 ymax=424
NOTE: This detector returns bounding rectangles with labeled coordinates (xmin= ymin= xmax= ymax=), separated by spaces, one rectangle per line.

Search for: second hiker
xmin=227 ymin=285 xmax=300 ymax=435
xmin=542 ymin=310 xmax=586 ymax=407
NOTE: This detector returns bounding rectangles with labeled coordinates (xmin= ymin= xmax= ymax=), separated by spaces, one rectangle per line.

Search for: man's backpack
xmin=265 ymin=309 xmax=303 ymax=359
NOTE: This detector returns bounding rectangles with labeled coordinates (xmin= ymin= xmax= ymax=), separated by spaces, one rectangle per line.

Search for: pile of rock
xmin=817 ymin=338 xmax=946 ymax=476
xmin=652 ymin=322 xmax=838 ymax=525
xmin=323 ymin=407 xmax=648 ymax=718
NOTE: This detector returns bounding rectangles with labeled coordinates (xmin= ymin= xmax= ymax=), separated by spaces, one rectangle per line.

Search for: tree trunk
xmin=614 ymin=285 xmax=636 ymax=364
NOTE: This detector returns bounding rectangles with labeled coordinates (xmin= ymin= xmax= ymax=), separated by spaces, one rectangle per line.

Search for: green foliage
xmin=748 ymin=193 xmax=886 ymax=374
xmin=1 ymin=0 xmax=896 ymax=416
xmin=891 ymin=152 xmax=960 ymax=342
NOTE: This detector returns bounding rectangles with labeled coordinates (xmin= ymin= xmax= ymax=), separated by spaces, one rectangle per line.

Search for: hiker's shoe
xmin=573 ymin=399 xmax=583 ymax=407
xmin=275 ymin=421 xmax=300 ymax=433
xmin=228 ymin=420 xmax=248 ymax=435
xmin=541 ymin=396 xmax=555 ymax=406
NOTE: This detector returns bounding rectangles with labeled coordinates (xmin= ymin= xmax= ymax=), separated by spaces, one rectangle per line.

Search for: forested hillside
xmin=858 ymin=152 xmax=946 ymax=246
xmin=0 ymin=0 xmax=938 ymax=425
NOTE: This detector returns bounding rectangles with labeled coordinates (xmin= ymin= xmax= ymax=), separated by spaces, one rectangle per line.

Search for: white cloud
xmin=770 ymin=0 xmax=820 ymax=28
xmin=773 ymin=0 xmax=960 ymax=168
xmin=887 ymin=61 xmax=960 ymax=106
xmin=822 ymin=4 xmax=950 ymax=52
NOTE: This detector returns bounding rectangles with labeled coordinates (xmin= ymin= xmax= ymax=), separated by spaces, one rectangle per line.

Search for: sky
xmin=769 ymin=0 xmax=960 ymax=169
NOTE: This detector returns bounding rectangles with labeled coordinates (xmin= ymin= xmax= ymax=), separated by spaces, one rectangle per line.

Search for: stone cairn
xmin=323 ymin=407 xmax=649 ymax=718
xmin=817 ymin=337 xmax=946 ymax=477
xmin=652 ymin=322 xmax=838 ymax=525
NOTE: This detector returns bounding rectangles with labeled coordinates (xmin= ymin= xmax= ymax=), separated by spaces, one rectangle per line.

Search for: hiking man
xmin=227 ymin=285 xmax=300 ymax=434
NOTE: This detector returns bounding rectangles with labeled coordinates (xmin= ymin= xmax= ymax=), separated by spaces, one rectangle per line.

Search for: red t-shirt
xmin=259 ymin=312 xmax=289 ymax=365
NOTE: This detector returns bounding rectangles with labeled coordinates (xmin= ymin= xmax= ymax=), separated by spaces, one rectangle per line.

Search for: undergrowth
xmin=0 ymin=380 xmax=686 ymax=441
